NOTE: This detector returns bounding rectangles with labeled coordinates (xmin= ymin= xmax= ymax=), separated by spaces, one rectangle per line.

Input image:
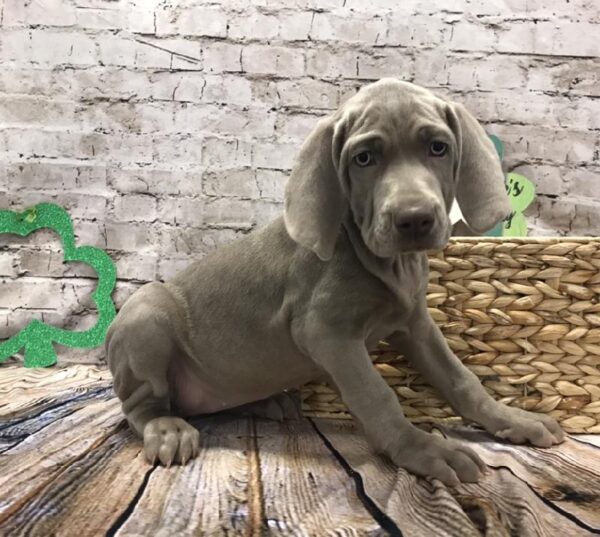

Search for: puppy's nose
xmin=395 ymin=208 xmax=435 ymax=236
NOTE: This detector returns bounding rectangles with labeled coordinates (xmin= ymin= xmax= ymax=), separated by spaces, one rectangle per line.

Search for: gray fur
xmin=107 ymin=79 xmax=564 ymax=483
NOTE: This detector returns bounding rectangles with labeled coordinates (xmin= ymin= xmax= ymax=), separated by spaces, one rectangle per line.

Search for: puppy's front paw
xmin=392 ymin=432 xmax=486 ymax=486
xmin=489 ymin=406 xmax=565 ymax=448
xmin=143 ymin=416 xmax=200 ymax=466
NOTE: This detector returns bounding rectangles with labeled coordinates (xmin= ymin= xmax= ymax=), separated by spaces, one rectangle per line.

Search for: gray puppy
xmin=106 ymin=79 xmax=564 ymax=485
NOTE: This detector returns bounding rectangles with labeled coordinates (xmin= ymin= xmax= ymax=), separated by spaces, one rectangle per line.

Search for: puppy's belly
xmin=168 ymin=357 xmax=244 ymax=415
xmin=167 ymin=353 xmax=308 ymax=416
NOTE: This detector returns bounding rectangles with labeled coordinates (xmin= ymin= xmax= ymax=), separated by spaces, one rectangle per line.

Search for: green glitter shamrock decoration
xmin=0 ymin=203 xmax=117 ymax=368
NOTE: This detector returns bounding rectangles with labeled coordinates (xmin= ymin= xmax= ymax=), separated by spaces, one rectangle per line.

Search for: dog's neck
xmin=342 ymin=213 xmax=424 ymax=303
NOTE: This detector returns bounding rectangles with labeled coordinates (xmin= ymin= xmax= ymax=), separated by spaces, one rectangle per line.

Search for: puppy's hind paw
xmin=143 ymin=416 xmax=200 ymax=466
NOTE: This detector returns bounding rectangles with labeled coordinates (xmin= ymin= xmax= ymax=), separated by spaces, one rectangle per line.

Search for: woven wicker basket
xmin=301 ymin=237 xmax=600 ymax=433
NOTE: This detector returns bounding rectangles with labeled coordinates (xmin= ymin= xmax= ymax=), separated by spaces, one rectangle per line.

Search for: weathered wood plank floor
xmin=1 ymin=364 xmax=600 ymax=536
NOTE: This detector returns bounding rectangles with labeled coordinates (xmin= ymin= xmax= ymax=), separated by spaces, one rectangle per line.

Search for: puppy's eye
xmin=429 ymin=141 xmax=448 ymax=157
xmin=353 ymin=151 xmax=374 ymax=167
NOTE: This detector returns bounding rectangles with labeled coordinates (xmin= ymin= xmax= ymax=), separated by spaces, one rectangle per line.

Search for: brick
xmin=343 ymin=0 xmax=417 ymax=11
xmin=0 ymin=128 xmax=102 ymax=161
xmin=175 ymin=106 xmax=275 ymax=138
xmin=516 ymin=127 xmax=594 ymax=164
xmin=533 ymin=197 xmax=600 ymax=236
xmin=228 ymin=11 xmax=279 ymax=40
xmin=153 ymin=134 xmax=203 ymax=165
xmin=97 ymin=34 xmax=138 ymax=67
xmin=497 ymin=22 xmax=600 ymax=57
xmin=105 ymin=221 xmax=155 ymax=252
xmin=72 ymin=221 xmax=106 ymax=248
xmin=202 ymin=42 xmax=242 ymax=73
xmin=104 ymin=133 xmax=154 ymax=164
xmin=202 ymin=137 xmax=252 ymax=167
xmin=18 ymin=249 xmax=66 ymax=278
xmin=203 ymin=168 xmax=260 ymax=198
xmin=511 ymin=164 xmax=566 ymax=196
xmin=267 ymin=0 xmax=339 ymax=8
xmin=202 ymin=197 xmax=254 ymax=227
xmin=113 ymin=194 xmax=158 ymax=222
xmin=267 ymin=79 xmax=339 ymax=109
xmin=75 ymin=7 xmax=124 ymax=30
xmin=252 ymin=140 xmax=297 ymax=170
xmin=2 ymin=159 xmax=106 ymax=196
xmin=447 ymin=57 xmax=527 ymax=91
xmin=0 ymin=279 xmax=63 ymax=309
xmin=112 ymin=281 xmax=143 ymax=310
xmin=81 ymin=101 xmax=171 ymax=134
xmin=566 ymin=168 xmax=600 ymax=200
xmin=109 ymin=167 xmax=203 ymax=196
xmin=278 ymin=12 xmax=313 ymax=41
xmin=158 ymin=227 xmax=245 ymax=256
xmin=158 ymin=256 xmax=193 ymax=281
xmin=356 ymin=48 xmax=414 ymax=80
xmin=554 ymin=98 xmax=600 ymax=130
xmin=4 ymin=191 xmax=107 ymax=220
xmin=306 ymin=49 xmax=357 ymax=79
xmin=384 ymin=15 xmax=446 ymax=47
xmin=2 ymin=0 xmax=77 ymax=27
xmin=449 ymin=21 xmax=496 ymax=52
xmin=113 ymin=253 xmax=158 ymax=281
xmin=5 ymin=161 xmax=79 ymax=190
xmin=252 ymin=200 xmax=283 ymax=227
xmin=0 ymin=253 xmax=17 ymax=277
xmin=30 ymin=30 xmax=96 ymax=66
xmin=412 ymin=51 xmax=448 ymax=88
xmin=255 ymin=169 xmax=287 ymax=201
xmin=242 ymin=45 xmax=304 ymax=77
xmin=527 ymin=59 xmax=600 ymax=97
xmin=158 ymin=197 xmax=205 ymax=226
xmin=4 ymin=308 xmax=46 ymax=336
xmin=0 ymin=311 xmax=10 ymax=339
xmin=202 ymin=75 xmax=253 ymax=105
xmin=155 ymin=5 xmax=227 ymax=38
xmin=310 ymin=13 xmax=386 ymax=45
xmin=275 ymin=112 xmax=322 ymax=142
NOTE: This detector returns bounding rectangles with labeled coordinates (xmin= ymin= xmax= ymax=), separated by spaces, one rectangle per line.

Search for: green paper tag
xmin=503 ymin=173 xmax=536 ymax=237
xmin=0 ymin=203 xmax=117 ymax=367
xmin=484 ymin=136 xmax=535 ymax=237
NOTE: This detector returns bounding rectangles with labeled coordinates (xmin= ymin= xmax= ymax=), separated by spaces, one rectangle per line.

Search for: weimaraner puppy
xmin=106 ymin=78 xmax=564 ymax=485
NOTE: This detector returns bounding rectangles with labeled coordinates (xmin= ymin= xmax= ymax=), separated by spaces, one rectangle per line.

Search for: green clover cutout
xmin=485 ymin=136 xmax=536 ymax=238
xmin=503 ymin=172 xmax=536 ymax=237
xmin=0 ymin=203 xmax=117 ymax=368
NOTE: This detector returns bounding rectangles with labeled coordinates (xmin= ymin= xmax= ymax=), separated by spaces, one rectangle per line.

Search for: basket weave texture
xmin=301 ymin=238 xmax=600 ymax=433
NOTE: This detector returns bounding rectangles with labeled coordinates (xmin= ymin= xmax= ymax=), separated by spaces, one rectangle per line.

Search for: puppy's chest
xmin=365 ymin=259 xmax=426 ymax=344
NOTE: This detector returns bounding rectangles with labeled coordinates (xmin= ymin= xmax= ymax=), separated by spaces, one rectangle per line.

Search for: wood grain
xmin=0 ymin=396 xmax=122 ymax=524
xmin=315 ymin=419 xmax=600 ymax=536
xmin=256 ymin=419 xmax=382 ymax=536
xmin=313 ymin=419 xmax=480 ymax=536
xmin=0 ymin=363 xmax=111 ymax=419
xmin=441 ymin=425 xmax=600 ymax=532
xmin=114 ymin=416 xmax=258 ymax=536
xmin=0 ymin=428 xmax=151 ymax=536
xmin=2 ymin=364 xmax=600 ymax=536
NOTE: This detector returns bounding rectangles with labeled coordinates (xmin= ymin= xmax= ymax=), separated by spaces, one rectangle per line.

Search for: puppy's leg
xmin=388 ymin=301 xmax=565 ymax=447
xmin=305 ymin=335 xmax=486 ymax=486
xmin=107 ymin=283 xmax=200 ymax=466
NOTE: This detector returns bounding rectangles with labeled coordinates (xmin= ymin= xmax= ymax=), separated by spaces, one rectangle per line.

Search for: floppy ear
xmin=446 ymin=103 xmax=511 ymax=233
xmin=284 ymin=116 xmax=346 ymax=261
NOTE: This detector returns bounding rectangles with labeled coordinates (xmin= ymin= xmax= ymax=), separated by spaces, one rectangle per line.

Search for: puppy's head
xmin=284 ymin=78 xmax=511 ymax=260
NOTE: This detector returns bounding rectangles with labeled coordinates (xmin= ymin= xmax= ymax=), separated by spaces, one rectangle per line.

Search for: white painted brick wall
xmin=0 ymin=0 xmax=599 ymax=363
